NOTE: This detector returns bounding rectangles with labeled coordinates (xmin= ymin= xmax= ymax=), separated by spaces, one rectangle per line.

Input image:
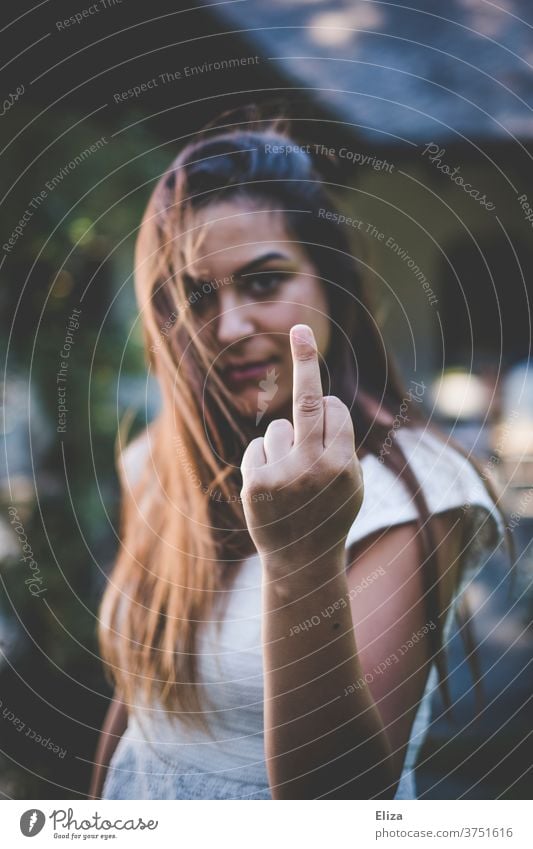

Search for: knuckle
xmin=295 ymin=393 xmax=323 ymax=415
xmin=325 ymin=395 xmax=351 ymax=420
xmin=241 ymin=436 xmax=262 ymax=461
xmin=322 ymin=452 xmax=357 ymax=480
xmin=325 ymin=394 xmax=345 ymax=407
xmin=267 ymin=477 xmax=286 ymax=498
xmin=242 ymin=469 xmax=271 ymax=497
xmin=240 ymin=482 xmax=257 ymax=502
xmin=266 ymin=418 xmax=292 ymax=434
xmin=297 ymin=464 xmax=322 ymax=490
xmin=241 ymin=470 xmax=260 ymax=491
xmin=295 ymin=347 xmax=317 ymax=362
xmin=322 ymin=456 xmax=345 ymax=479
xmin=337 ymin=459 xmax=357 ymax=482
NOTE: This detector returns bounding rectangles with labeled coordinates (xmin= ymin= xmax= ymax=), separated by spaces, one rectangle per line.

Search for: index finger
xmin=290 ymin=324 xmax=324 ymax=447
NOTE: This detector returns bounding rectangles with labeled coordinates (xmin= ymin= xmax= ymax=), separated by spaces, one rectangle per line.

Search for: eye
xmin=188 ymin=284 xmax=216 ymax=314
xmin=243 ymin=271 xmax=285 ymax=296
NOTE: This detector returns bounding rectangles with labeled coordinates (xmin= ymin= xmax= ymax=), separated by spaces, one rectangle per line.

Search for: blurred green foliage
xmin=0 ymin=106 xmax=170 ymax=796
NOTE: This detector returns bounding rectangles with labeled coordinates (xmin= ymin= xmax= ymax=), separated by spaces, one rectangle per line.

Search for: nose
xmin=215 ymin=292 xmax=256 ymax=348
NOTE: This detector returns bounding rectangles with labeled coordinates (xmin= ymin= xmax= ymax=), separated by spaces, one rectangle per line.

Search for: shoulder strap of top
xmin=89 ymin=697 xmax=128 ymax=799
xmin=345 ymin=427 xmax=505 ymax=553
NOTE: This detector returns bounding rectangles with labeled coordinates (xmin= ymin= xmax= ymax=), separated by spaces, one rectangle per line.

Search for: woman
xmin=95 ymin=108 xmax=504 ymax=800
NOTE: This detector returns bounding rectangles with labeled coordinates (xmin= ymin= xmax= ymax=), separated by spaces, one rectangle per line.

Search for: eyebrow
xmin=183 ymin=251 xmax=291 ymax=289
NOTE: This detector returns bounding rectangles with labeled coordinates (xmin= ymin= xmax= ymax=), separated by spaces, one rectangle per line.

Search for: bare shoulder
xmin=346 ymin=509 xmax=465 ymax=623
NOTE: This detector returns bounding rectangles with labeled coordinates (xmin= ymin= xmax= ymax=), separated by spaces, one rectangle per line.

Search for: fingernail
xmin=291 ymin=324 xmax=314 ymax=345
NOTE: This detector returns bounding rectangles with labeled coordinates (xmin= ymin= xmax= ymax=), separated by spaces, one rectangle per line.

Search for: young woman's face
xmin=184 ymin=200 xmax=331 ymax=423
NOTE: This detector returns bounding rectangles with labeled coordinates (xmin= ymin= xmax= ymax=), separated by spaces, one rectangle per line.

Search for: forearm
xmin=261 ymin=546 xmax=395 ymax=800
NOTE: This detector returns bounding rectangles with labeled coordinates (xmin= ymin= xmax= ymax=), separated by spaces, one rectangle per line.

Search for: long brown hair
xmin=98 ymin=105 xmax=504 ymax=730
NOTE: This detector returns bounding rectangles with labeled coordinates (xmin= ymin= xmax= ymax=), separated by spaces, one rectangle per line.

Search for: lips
xmin=224 ymin=357 xmax=279 ymax=384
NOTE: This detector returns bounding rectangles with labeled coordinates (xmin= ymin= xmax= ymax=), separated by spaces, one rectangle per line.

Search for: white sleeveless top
xmin=102 ymin=427 xmax=504 ymax=800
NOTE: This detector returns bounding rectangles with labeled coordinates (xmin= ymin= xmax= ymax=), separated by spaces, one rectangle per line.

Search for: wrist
xmin=261 ymin=543 xmax=347 ymax=595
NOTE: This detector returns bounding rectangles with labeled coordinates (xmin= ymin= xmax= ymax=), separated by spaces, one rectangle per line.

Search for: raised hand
xmin=240 ymin=324 xmax=364 ymax=569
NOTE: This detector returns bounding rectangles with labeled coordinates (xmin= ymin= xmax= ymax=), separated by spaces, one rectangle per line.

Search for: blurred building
xmin=193 ymin=0 xmax=533 ymax=387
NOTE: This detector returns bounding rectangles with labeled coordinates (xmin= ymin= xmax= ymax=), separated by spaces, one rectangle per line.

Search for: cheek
xmin=274 ymin=279 xmax=330 ymax=326
xmin=311 ymin=307 xmax=331 ymax=353
xmin=257 ymin=279 xmax=330 ymax=357
xmin=299 ymin=281 xmax=331 ymax=354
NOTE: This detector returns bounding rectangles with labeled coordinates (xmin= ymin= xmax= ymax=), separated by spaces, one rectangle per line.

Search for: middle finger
xmin=290 ymin=323 xmax=324 ymax=448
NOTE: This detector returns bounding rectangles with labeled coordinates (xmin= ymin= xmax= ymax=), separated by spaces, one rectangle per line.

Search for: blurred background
xmin=0 ymin=0 xmax=532 ymax=799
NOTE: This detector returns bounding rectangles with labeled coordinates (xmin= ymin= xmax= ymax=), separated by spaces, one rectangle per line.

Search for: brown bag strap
xmin=89 ymin=698 xmax=129 ymax=799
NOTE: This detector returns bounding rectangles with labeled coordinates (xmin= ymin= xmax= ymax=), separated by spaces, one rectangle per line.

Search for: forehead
xmin=185 ymin=200 xmax=305 ymax=277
